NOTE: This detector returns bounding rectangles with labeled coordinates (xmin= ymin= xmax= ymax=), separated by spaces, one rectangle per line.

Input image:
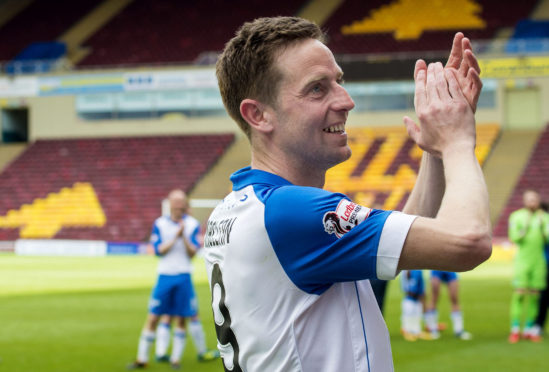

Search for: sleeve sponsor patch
xmin=323 ymin=199 xmax=371 ymax=238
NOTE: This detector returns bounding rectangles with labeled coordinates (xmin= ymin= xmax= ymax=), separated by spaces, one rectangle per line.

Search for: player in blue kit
xmin=425 ymin=270 xmax=473 ymax=341
xmin=206 ymin=16 xmax=491 ymax=371
xmin=400 ymin=270 xmax=434 ymax=341
xmin=128 ymin=190 xmax=219 ymax=370
xmin=424 ymin=271 xmax=472 ymax=340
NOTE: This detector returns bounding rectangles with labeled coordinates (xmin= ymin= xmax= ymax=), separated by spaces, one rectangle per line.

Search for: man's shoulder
xmin=264 ymin=183 xmax=346 ymax=205
xmin=153 ymin=215 xmax=172 ymax=229
xmin=183 ymin=214 xmax=200 ymax=225
xmin=510 ymin=209 xmax=527 ymax=219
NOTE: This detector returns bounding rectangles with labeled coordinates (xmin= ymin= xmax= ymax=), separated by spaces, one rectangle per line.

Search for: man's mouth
xmin=323 ymin=124 xmax=345 ymax=133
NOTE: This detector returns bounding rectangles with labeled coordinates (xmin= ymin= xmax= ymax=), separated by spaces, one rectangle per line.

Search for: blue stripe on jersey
xmin=189 ymin=223 xmax=201 ymax=248
xmin=151 ymin=222 xmax=162 ymax=256
xmin=355 ymin=282 xmax=371 ymax=372
xmin=232 ymin=167 xmax=390 ymax=295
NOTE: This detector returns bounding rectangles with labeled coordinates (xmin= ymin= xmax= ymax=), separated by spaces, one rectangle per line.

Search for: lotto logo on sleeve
xmin=323 ymin=199 xmax=371 ymax=238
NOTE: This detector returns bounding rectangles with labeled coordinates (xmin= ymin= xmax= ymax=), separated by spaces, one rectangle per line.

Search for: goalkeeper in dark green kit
xmin=508 ymin=190 xmax=549 ymax=343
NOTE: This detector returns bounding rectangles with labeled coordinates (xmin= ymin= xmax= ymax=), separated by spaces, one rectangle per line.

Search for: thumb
xmin=403 ymin=116 xmax=420 ymax=144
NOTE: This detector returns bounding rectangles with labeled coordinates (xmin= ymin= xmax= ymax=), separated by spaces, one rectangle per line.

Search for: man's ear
xmin=240 ymin=99 xmax=273 ymax=134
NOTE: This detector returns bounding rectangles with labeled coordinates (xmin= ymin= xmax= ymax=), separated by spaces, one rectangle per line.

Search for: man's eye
xmin=311 ymin=84 xmax=322 ymax=93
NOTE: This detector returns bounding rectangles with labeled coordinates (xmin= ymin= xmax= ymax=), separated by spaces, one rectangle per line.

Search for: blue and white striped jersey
xmin=204 ymin=167 xmax=416 ymax=372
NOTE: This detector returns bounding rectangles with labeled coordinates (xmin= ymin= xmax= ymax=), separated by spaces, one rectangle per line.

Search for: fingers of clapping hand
xmin=405 ymin=60 xmax=427 ymax=145
xmin=414 ymin=59 xmax=427 ymax=80
xmin=414 ymin=59 xmax=427 ymax=108
xmin=434 ymin=63 xmax=451 ymax=101
xmin=445 ymin=32 xmax=464 ymax=70
xmin=403 ymin=115 xmax=420 ymax=145
xmin=467 ymin=66 xmax=482 ymax=107
xmin=462 ymin=38 xmax=480 ymax=75
xmin=444 ymin=68 xmax=466 ymax=103
xmin=426 ymin=63 xmax=438 ymax=102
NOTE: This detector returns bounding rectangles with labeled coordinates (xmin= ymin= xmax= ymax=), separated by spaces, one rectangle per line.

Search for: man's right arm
xmin=397 ymin=63 xmax=491 ymax=272
xmin=508 ymin=212 xmax=526 ymax=244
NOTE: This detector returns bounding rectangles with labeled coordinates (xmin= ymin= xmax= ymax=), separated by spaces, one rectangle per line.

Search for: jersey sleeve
xmin=190 ymin=224 xmax=201 ymax=248
xmin=150 ymin=220 xmax=163 ymax=256
xmin=264 ymin=185 xmax=416 ymax=295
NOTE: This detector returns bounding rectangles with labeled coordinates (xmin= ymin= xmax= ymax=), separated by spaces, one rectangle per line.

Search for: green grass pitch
xmin=1 ymin=253 xmax=548 ymax=371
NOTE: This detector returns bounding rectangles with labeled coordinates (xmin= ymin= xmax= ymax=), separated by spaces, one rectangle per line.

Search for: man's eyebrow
xmin=302 ymin=71 xmax=344 ymax=88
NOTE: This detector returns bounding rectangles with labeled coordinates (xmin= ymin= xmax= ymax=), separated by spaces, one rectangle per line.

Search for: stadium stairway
xmin=188 ymin=135 xmax=251 ymax=224
xmin=0 ymin=143 xmax=27 ymax=172
xmin=298 ymin=0 xmax=344 ymax=27
xmin=0 ymin=0 xmax=33 ymax=30
xmin=483 ymin=129 xmax=541 ymax=226
xmin=532 ymin=0 xmax=549 ymax=20
xmin=494 ymin=124 xmax=549 ymax=237
xmin=57 ymin=0 xmax=135 ymax=65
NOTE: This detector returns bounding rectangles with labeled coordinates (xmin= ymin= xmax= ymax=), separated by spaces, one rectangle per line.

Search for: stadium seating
xmin=0 ymin=0 xmax=98 ymax=61
xmin=494 ymin=124 xmax=549 ymax=237
xmin=0 ymin=134 xmax=234 ymax=242
xmin=0 ymin=0 xmax=540 ymax=66
xmin=505 ymin=19 xmax=549 ymax=53
xmin=324 ymin=0 xmax=539 ymax=55
xmin=325 ymin=123 xmax=500 ymax=210
xmin=78 ymin=0 xmax=304 ymax=66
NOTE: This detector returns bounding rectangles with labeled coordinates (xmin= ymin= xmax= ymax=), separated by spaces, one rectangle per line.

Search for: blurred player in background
xmin=205 ymin=16 xmax=490 ymax=371
xmin=508 ymin=189 xmax=549 ymax=343
xmin=400 ymin=270 xmax=434 ymax=341
xmin=424 ymin=271 xmax=472 ymax=340
xmin=534 ymin=202 xmax=549 ymax=334
xmin=128 ymin=190 xmax=219 ymax=370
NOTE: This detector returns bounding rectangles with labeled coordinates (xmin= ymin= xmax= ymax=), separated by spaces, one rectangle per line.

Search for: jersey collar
xmin=230 ymin=166 xmax=293 ymax=191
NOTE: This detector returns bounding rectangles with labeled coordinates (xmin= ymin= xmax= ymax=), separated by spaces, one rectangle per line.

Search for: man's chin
xmin=326 ymin=148 xmax=352 ymax=170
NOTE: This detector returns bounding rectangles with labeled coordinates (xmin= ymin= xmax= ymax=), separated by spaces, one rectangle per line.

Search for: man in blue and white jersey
xmin=206 ymin=17 xmax=491 ymax=372
xmin=129 ymin=190 xmax=219 ymax=370
xmin=400 ymin=270 xmax=432 ymax=341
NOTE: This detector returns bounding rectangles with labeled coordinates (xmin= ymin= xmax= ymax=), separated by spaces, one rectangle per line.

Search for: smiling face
xmin=266 ymin=38 xmax=355 ymax=173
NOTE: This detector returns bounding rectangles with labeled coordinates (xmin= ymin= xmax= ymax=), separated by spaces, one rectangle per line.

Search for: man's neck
xmin=170 ymin=214 xmax=183 ymax=222
xmin=251 ymin=151 xmax=326 ymax=188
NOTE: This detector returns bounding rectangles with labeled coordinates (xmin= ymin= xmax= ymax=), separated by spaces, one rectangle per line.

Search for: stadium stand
xmin=0 ymin=134 xmax=234 ymax=241
xmin=0 ymin=0 xmax=98 ymax=61
xmin=323 ymin=0 xmax=539 ymax=55
xmin=494 ymin=123 xmax=549 ymax=237
xmin=506 ymin=19 xmax=549 ymax=53
xmin=0 ymin=0 xmax=540 ymax=69
xmin=77 ymin=0 xmax=304 ymax=66
xmin=325 ymin=123 xmax=500 ymax=211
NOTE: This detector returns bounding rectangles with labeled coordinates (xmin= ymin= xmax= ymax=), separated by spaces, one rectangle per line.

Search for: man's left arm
xmin=182 ymin=221 xmax=200 ymax=258
xmin=403 ymin=33 xmax=482 ymax=217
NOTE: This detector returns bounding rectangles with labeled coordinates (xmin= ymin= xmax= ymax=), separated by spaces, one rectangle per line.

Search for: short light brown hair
xmin=216 ymin=17 xmax=325 ymax=138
